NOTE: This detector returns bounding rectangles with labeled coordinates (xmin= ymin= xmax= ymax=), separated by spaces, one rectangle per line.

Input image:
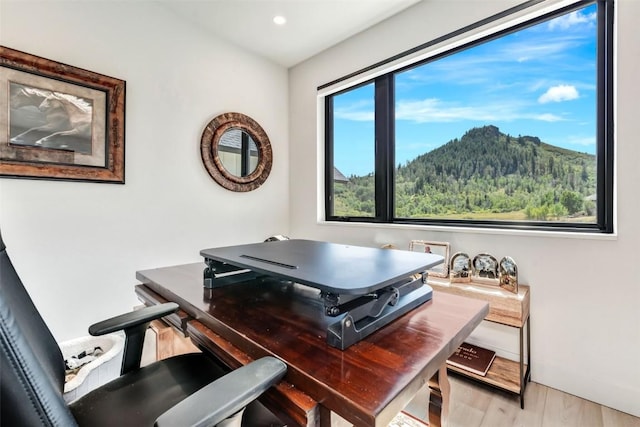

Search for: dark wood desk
xmin=135 ymin=263 xmax=488 ymax=427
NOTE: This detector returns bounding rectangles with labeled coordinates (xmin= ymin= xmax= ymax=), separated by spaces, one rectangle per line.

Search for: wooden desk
xmin=135 ymin=263 xmax=488 ymax=427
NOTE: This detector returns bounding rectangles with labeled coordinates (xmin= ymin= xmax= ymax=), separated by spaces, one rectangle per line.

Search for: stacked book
xmin=447 ymin=342 xmax=496 ymax=376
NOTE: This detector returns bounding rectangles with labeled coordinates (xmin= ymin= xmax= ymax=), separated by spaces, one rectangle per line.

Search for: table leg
xmin=319 ymin=405 xmax=332 ymax=427
xmin=428 ymin=365 xmax=450 ymax=427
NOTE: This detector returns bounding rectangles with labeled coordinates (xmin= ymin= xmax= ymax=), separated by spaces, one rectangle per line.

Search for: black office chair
xmin=0 ymin=229 xmax=287 ymax=427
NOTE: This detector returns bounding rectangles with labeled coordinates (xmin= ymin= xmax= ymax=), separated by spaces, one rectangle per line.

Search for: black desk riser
xmin=200 ymin=239 xmax=443 ymax=349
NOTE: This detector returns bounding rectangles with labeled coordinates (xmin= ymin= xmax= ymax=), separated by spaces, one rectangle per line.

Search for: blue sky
xmin=333 ymin=4 xmax=597 ymax=177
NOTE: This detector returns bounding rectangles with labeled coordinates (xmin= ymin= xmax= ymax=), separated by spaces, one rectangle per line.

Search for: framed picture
xmin=499 ymin=256 xmax=519 ymax=293
xmin=449 ymin=252 xmax=472 ymax=283
xmin=409 ymin=240 xmax=450 ymax=278
xmin=0 ymin=46 xmax=125 ymax=183
xmin=472 ymin=253 xmax=499 ymax=285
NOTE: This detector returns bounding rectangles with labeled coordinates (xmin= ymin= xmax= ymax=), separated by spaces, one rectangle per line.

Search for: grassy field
xmin=406 ymin=210 xmax=596 ymax=223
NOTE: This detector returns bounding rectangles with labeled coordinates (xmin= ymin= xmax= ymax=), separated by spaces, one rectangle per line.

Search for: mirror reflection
xmin=218 ymin=128 xmax=259 ymax=177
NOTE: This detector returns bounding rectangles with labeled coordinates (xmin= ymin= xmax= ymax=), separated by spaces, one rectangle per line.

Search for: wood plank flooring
xmin=402 ymin=374 xmax=640 ymax=427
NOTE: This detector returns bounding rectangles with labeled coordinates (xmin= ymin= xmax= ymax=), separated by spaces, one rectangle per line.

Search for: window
xmin=328 ymin=82 xmax=376 ymax=217
xmin=325 ymin=0 xmax=613 ymax=233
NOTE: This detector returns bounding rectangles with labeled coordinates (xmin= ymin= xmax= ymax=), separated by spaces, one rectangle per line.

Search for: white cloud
xmin=538 ymin=85 xmax=579 ymax=104
xmin=533 ymin=113 xmax=565 ymax=122
xmin=336 ymin=97 xmax=570 ymax=125
xmin=395 ymin=98 xmax=567 ymax=124
xmin=334 ymin=100 xmax=374 ymax=121
xmin=334 ymin=110 xmax=374 ymax=121
xmin=395 ymin=98 xmax=493 ymax=123
xmin=548 ymin=10 xmax=597 ymax=31
xmin=502 ymin=39 xmax=576 ymax=60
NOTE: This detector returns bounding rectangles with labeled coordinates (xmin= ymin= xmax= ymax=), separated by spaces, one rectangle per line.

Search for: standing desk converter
xmin=135 ymin=240 xmax=489 ymax=427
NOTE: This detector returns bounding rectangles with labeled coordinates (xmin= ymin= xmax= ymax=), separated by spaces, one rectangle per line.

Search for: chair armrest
xmin=155 ymin=356 xmax=287 ymax=427
xmin=88 ymin=302 xmax=179 ymax=335
xmin=89 ymin=302 xmax=179 ymax=375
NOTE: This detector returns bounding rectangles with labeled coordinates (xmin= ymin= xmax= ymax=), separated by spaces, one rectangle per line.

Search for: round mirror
xmin=218 ymin=128 xmax=259 ymax=177
xmin=201 ymin=112 xmax=272 ymax=192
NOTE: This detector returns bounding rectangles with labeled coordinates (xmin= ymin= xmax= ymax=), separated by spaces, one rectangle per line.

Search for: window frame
xmin=324 ymin=0 xmax=614 ymax=233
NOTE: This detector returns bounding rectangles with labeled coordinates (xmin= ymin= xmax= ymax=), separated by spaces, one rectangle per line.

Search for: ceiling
xmin=160 ymin=0 xmax=420 ymax=68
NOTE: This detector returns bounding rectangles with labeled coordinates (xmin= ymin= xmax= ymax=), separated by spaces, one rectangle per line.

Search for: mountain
xmin=401 ymin=125 xmax=593 ymax=184
xmin=335 ymin=125 xmax=597 ymax=221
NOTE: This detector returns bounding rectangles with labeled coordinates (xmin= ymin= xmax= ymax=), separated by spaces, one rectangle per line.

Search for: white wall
xmin=289 ymin=0 xmax=640 ymax=418
xmin=0 ymin=1 xmax=289 ymax=340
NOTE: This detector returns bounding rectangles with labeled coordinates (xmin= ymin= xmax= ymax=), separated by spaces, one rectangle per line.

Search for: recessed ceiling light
xmin=273 ymin=15 xmax=286 ymax=25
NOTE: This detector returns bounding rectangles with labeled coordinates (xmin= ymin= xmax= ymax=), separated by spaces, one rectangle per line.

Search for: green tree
xmin=560 ymin=191 xmax=583 ymax=215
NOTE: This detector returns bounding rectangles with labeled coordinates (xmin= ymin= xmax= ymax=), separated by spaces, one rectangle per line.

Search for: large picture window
xmin=325 ymin=0 xmax=613 ymax=233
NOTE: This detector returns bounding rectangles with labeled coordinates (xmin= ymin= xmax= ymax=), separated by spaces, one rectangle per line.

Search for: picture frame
xmin=499 ymin=256 xmax=519 ymax=293
xmin=0 ymin=46 xmax=125 ymax=183
xmin=472 ymin=252 xmax=499 ymax=285
xmin=449 ymin=252 xmax=472 ymax=283
xmin=409 ymin=240 xmax=450 ymax=278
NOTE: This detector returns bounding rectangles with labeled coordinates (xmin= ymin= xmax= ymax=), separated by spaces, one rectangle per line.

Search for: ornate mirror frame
xmin=200 ymin=112 xmax=272 ymax=192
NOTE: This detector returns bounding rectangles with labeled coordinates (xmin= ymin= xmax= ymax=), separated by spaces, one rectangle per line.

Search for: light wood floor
xmin=402 ymin=374 xmax=640 ymax=427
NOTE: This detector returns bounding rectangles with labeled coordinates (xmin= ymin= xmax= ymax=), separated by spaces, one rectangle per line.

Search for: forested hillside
xmin=334 ymin=125 xmax=596 ymax=221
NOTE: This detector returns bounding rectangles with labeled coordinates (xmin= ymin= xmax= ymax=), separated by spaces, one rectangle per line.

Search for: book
xmin=446 ymin=342 xmax=496 ymax=376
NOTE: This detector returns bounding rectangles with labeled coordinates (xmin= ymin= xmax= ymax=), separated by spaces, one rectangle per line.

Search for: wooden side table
xmin=427 ymin=277 xmax=531 ymax=408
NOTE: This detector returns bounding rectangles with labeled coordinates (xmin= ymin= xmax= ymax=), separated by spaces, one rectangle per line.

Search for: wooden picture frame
xmin=201 ymin=112 xmax=272 ymax=192
xmin=409 ymin=240 xmax=450 ymax=278
xmin=0 ymin=46 xmax=125 ymax=183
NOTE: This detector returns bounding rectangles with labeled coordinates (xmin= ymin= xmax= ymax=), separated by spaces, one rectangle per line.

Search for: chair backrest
xmin=0 ymin=229 xmax=77 ymax=426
